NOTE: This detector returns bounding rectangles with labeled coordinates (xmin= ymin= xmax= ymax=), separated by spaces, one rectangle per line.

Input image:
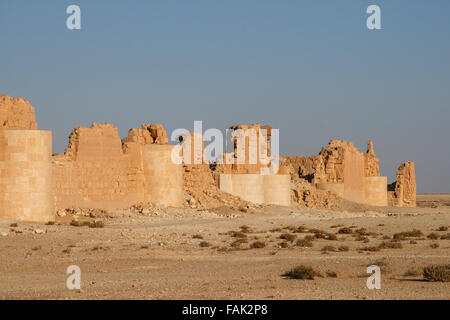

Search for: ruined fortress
xmin=0 ymin=95 xmax=416 ymax=222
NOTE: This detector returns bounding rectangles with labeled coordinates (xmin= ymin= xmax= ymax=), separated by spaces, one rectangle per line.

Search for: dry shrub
xmin=321 ymin=245 xmax=336 ymax=252
xmin=355 ymin=235 xmax=369 ymax=242
xmin=279 ymin=242 xmax=289 ymax=248
xmin=280 ymin=233 xmax=296 ymax=242
xmin=338 ymin=227 xmax=353 ymax=234
xmin=199 ymin=241 xmax=211 ymax=247
xmin=326 ymin=271 xmax=338 ymax=278
xmin=70 ymin=220 xmax=90 ymax=227
xmin=423 ymin=265 xmax=450 ymax=282
xmin=230 ymin=238 xmax=248 ymax=248
xmin=295 ymin=239 xmax=313 ymax=247
xmin=338 ymin=246 xmax=349 ymax=252
xmin=359 ymin=246 xmax=380 ymax=252
xmin=440 ymin=233 xmax=450 ymax=240
xmin=89 ymin=220 xmax=105 ymax=228
xmin=282 ymin=265 xmax=322 ymax=280
xmin=427 ymin=233 xmax=440 ymax=240
xmin=379 ymin=241 xmax=403 ymax=249
xmin=228 ymin=231 xmax=247 ymax=238
xmin=393 ymin=229 xmax=423 ymax=240
xmin=437 ymin=226 xmax=448 ymax=231
xmin=250 ymin=241 xmax=266 ymax=249
xmin=192 ymin=234 xmax=203 ymax=239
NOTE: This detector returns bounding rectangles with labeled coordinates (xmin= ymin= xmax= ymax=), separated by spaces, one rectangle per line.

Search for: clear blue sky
xmin=1 ymin=0 xmax=449 ymax=193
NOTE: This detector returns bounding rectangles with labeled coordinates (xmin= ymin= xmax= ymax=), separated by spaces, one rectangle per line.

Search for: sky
xmin=1 ymin=0 xmax=449 ymax=193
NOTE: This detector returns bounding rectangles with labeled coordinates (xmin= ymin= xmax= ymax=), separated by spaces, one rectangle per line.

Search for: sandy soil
xmin=0 ymin=194 xmax=449 ymax=300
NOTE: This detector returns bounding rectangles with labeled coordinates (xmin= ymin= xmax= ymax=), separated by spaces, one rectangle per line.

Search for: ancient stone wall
xmin=53 ymin=123 xmax=182 ymax=209
xmin=0 ymin=96 xmax=53 ymax=222
xmin=283 ymin=140 xmax=391 ymax=207
xmin=219 ymin=173 xmax=291 ymax=206
xmin=0 ymin=95 xmax=38 ymax=130
xmin=388 ymin=162 xmax=416 ymax=207
xmin=0 ymin=130 xmax=54 ymax=222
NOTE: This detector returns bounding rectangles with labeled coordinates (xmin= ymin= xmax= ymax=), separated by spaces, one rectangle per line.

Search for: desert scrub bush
xmin=62 ymin=248 xmax=72 ymax=254
xmin=427 ymin=233 xmax=440 ymax=240
xmin=199 ymin=241 xmax=211 ymax=248
xmin=227 ymin=231 xmax=247 ymax=238
xmin=10 ymin=223 xmax=18 ymax=227
xmin=70 ymin=220 xmax=90 ymax=227
xmin=355 ymin=234 xmax=369 ymax=242
xmin=303 ymin=235 xmax=316 ymax=242
xmin=89 ymin=220 xmax=105 ymax=228
xmin=282 ymin=265 xmax=322 ymax=280
xmin=230 ymin=238 xmax=248 ymax=248
xmin=440 ymin=233 xmax=450 ymax=240
xmin=321 ymin=245 xmax=337 ymax=252
xmin=325 ymin=233 xmax=338 ymax=241
xmin=192 ymin=234 xmax=203 ymax=239
xmin=437 ymin=226 xmax=448 ymax=231
xmin=239 ymin=225 xmax=252 ymax=233
xmin=359 ymin=246 xmax=380 ymax=252
xmin=326 ymin=271 xmax=338 ymax=278
xmin=338 ymin=227 xmax=353 ymax=234
xmin=250 ymin=241 xmax=266 ymax=249
xmin=295 ymin=239 xmax=313 ymax=247
xmin=279 ymin=242 xmax=289 ymax=248
xmin=279 ymin=233 xmax=296 ymax=242
xmin=293 ymin=226 xmax=309 ymax=233
xmin=45 ymin=221 xmax=55 ymax=225
xmin=393 ymin=229 xmax=423 ymax=240
xmin=409 ymin=240 xmax=417 ymax=244
xmin=423 ymin=265 xmax=450 ymax=282
xmin=378 ymin=241 xmax=403 ymax=249
xmin=430 ymin=243 xmax=439 ymax=249
xmin=338 ymin=246 xmax=349 ymax=252
xmin=355 ymin=228 xmax=370 ymax=236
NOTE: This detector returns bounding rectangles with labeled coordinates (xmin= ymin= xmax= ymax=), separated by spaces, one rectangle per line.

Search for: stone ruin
xmin=0 ymin=95 xmax=417 ymax=222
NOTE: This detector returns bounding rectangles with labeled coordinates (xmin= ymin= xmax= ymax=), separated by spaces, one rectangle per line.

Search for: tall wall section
xmin=0 ymin=95 xmax=54 ymax=222
xmin=53 ymin=123 xmax=182 ymax=209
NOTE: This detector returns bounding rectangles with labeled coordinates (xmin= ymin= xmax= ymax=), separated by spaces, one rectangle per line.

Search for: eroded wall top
xmin=0 ymin=95 xmax=38 ymax=130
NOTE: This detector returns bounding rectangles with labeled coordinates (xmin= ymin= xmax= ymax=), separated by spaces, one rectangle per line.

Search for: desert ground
xmin=0 ymin=194 xmax=449 ymax=300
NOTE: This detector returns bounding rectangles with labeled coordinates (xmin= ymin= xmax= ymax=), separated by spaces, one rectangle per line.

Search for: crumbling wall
xmin=53 ymin=122 xmax=181 ymax=209
xmin=0 ymin=95 xmax=38 ymax=130
xmin=283 ymin=140 xmax=390 ymax=207
xmin=364 ymin=140 xmax=380 ymax=177
xmin=388 ymin=162 xmax=416 ymax=207
xmin=222 ymin=123 xmax=273 ymax=174
xmin=0 ymin=95 xmax=53 ymax=222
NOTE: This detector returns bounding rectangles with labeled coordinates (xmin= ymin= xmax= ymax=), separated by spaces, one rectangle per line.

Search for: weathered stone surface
xmin=53 ymin=122 xmax=181 ymax=209
xmin=0 ymin=95 xmax=38 ymax=129
xmin=388 ymin=162 xmax=416 ymax=207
